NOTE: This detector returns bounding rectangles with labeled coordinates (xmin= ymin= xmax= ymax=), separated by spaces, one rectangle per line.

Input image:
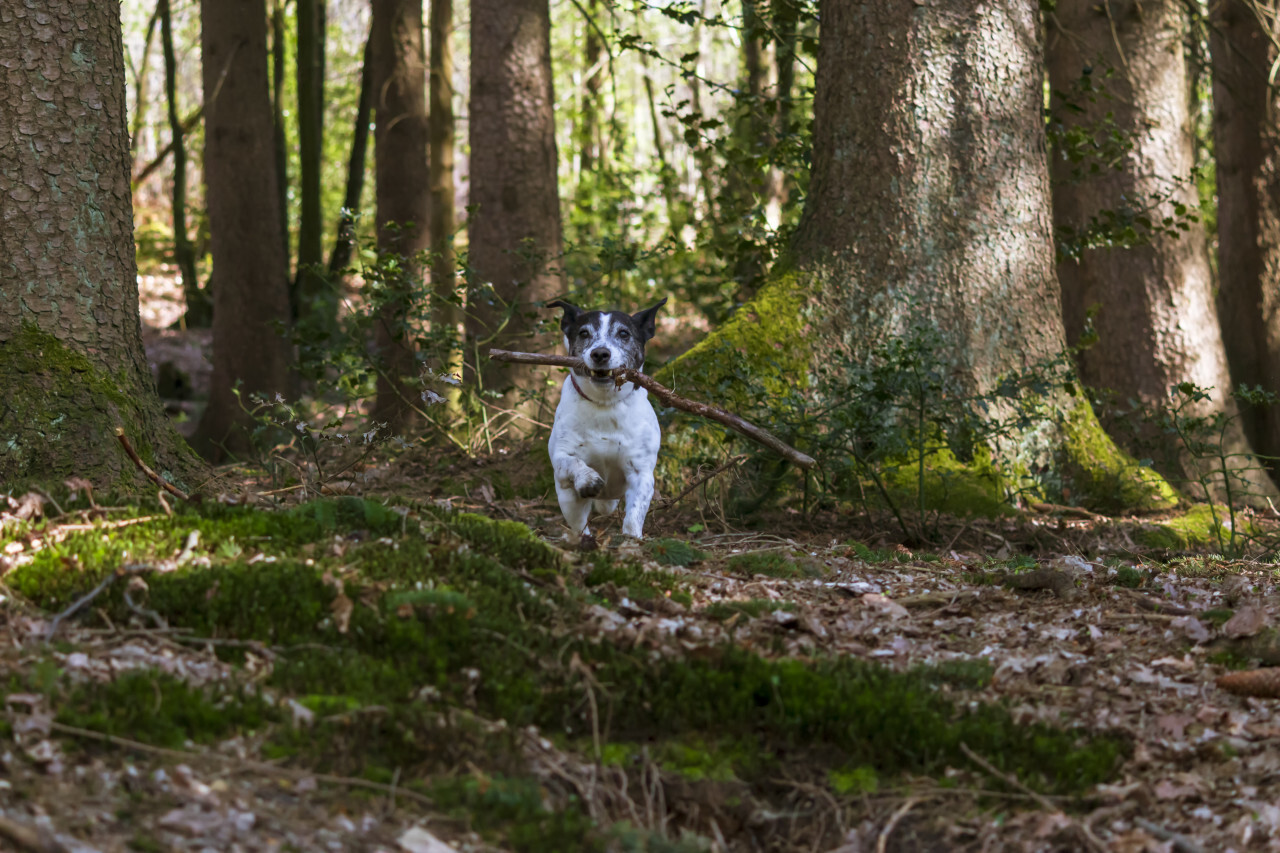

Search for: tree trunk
xmin=1212 ymin=0 xmax=1280 ymax=478
xmin=160 ymin=0 xmax=209 ymax=328
xmin=658 ymin=0 xmax=1174 ymax=516
xmin=429 ymin=0 xmax=464 ymax=408
xmin=130 ymin=2 xmax=161 ymax=163
xmin=329 ymin=32 xmax=374 ymax=275
xmin=771 ymin=0 xmax=800 ymax=217
xmin=271 ymin=0 xmax=290 ymax=278
xmin=0 ymin=0 xmax=200 ymax=490
xmin=295 ymin=0 xmax=333 ymax=334
xmin=1048 ymin=0 xmax=1274 ymax=500
xmin=468 ymin=0 xmax=564 ymax=417
xmin=370 ymin=0 xmax=430 ymax=433
xmin=193 ymin=0 xmax=295 ymax=461
xmin=577 ymin=0 xmax=604 ymax=179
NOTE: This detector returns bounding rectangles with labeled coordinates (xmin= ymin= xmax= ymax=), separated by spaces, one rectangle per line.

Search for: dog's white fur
xmin=548 ymin=311 xmax=661 ymax=542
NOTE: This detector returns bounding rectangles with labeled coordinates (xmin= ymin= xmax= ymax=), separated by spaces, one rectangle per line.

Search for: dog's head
xmin=547 ymin=297 xmax=668 ymax=387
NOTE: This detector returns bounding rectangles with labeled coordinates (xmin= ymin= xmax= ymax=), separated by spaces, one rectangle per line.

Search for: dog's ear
xmin=546 ymin=299 xmax=583 ymax=333
xmin=630 ymin=297 xmax=668 ymax=342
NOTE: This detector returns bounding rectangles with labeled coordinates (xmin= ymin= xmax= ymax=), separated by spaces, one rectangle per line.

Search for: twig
xmin=48 ymin=721 xmax=435 ymax=809
xmin=1134 ymin=818 xmax=1206 ymax=853
xmin=115 ymin=427 xmax=192 ymax=502
xmin=876 ymin=797 xmax=920 ymax=853
xmin=487 ymin=349 xmax=817 ymax=469
xmin=0 ymin=815 xmax=69 ymax=853
xmin=960 ymin=742 xmax=1107 ymax=853
xmin=654 ymin=455 xmax=747 ymax=511
xmin=30 ymin=487 xmax=65 ymax=519
xmin=45 ymin=572 xmax=121 ymax=640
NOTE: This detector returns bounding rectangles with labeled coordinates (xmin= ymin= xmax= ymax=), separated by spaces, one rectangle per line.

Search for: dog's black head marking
xmin=548 ymin=297 xmax=668 ymax=383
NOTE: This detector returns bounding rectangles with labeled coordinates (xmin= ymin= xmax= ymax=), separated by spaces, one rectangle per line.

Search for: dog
xmin=546 ymin=297 xmax=668 ymax=543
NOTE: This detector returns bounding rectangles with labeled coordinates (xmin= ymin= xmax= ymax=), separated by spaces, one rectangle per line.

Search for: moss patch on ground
xmin=2 ymin=498 xmax=1130 ymax=847
xmin=1134 ymin=504 xmax=1242 ymax=551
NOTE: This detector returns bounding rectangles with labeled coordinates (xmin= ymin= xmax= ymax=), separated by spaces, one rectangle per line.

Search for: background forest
xmin=11 ymin=0 xmax=1280 ymax=850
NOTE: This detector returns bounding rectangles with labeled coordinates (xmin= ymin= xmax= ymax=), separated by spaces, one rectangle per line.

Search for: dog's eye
xmin=578 ymin=329 xmax=590 ymax=339
xmin=618 ymin=330 xmax=630 ymax=340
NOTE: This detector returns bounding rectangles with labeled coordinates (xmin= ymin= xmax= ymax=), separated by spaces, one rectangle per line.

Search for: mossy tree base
xmin=0 ymin=325 xmax=203 ymax=495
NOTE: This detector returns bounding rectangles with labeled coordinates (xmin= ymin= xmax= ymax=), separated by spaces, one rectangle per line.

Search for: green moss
xmin=1134 ymin=504 xmax=1235 ymax=550
xmin=1200 ymin=609 xmax=1235 ymax=627
xmin=1112 ymin=566 xmax=1145 ymax=588
xmin=1059 ymin=402 xmax=1177 ymax=513
xmin=583 ymin=559 xmax=688 ymax=601
xmin=914 ymin=658 xmax=995 ymax=690
xmin=829 ymin=765 xmax=879 ymax=795
xmin=645 ymin=538 xmax=705 ymax=567
xmin=877 ymin=445 xmax=1015 ymax=518
xmin=442 ymin=511 xmax=564 ymax=571
xmin=56 ymin=670 xmax=276 ymax=749
xmin=726 ymin=552 xmax=819 ymax=578
xmin=0 ymin=323 xmax=199 ymax=491
xmin=431 ymin=773 xmax=596 ymax=852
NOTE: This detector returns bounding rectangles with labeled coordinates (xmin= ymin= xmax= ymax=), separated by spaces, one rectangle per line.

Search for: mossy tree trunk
xmin=371 ymin=0 xmax=430 ymax=434
xmin=0 ymin=0 xmax=201 ymax=491
xmin=193 ymin=0 xmax=295 ymax=461
xmin=1211 ymin=0 xmax=1280 ymax=482
xmin=468 ymin=0 xmax=564 ymax=422
xmin=657 ymin=0 xmax=1174 ymax=515
xmin=1048 ymin=0 xmax=1275 ymax=501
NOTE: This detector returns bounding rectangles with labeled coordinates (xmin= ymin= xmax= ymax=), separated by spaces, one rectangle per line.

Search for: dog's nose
xmin=590 ymin=348 xmax=610 ymax=364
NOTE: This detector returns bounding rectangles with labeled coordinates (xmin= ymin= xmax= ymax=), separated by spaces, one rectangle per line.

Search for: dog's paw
xmin=575 ymin=471 xmax=605 ymax=499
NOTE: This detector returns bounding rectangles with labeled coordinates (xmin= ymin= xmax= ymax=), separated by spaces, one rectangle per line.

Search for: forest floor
xmin=1 ymin=450 xmax=1279 ymax=853
xmin=1 ymin=274 xmax=1274 ymax=852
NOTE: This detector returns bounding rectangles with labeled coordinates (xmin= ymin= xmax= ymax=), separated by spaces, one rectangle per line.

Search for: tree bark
xmin=159 ymin=0 xmax=209 ymax=328
xmin=1048 ymin=0 xmax=1274 ymax=500
xmin=129 ymin=2 xmax=161 ymax=163
xmin=429 ymin=0 xmax=464 ymax=407
xmin=295 ymin=0 xmax=333 ymax=334
xmin=370 ymin=0 xmax=430 ymax=433
xmin=1212 ymin=0 xmax=1280 ymax=477
xmin=271 ymin=0 xmax=290 ymax=276
xmin=329 ymin=32 xmax=374 ymax=275
xmin=658 ymin=0 xmax=1174 ymax=515
xmin=468 ymin=0 xmax=565 ymax=417
xmin=0 ymin=0 xmax=199 ymax=490
xmin=193 ymin=0 xmax=295 ymax=460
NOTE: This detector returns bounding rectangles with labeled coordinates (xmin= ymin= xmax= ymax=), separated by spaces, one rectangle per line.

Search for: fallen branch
xmin=115 ymin=427 xmax=192 ymax=502
xmin=45 ymin=564 xmax=156 ymax=640
xmin=654 ymin=454 xmax=747 ymax=511
xmin=0 ymin=815 xmax=69 ymax=853
xmin=487 ymin=349 xmax=816 ymax=469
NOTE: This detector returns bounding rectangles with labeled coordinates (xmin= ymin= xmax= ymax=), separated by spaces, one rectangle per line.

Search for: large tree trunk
xmin=370 ymin=0 xmax=430 ymax=433
xmin=468 ymin=0 xmax=564 ymax=419
xmin=1048 ymin=0 xmax=1274 ymax=500
xmin=658 ymin=0 xmax=1174 ymax=516
xmin=270 ymin=0 xmax=290 ymax=273
xmin=0 ymin=0 xmax=199 ymax=490
xmin=1212 ymin=0 xmax=1280 ymax=478
xmin=429 ymin=0 xmax=464 ymax=408
xmin=193 ymin=0 xmax=295 ymax=460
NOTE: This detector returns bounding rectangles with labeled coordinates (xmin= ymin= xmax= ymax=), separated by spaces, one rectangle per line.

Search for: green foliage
xmin=828 ymin=765 xmax=879 ymax=796
xmin=725 ymin=551 xmax=814 ymax=578
xmin=645 ymin=538 xmax=705 ymax=566
xmin=431 ymin=774 xmax=596 ymax=852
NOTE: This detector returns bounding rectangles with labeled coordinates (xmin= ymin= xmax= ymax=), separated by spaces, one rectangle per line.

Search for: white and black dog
xmin=546 ymin=297 xmax=667 ymax=543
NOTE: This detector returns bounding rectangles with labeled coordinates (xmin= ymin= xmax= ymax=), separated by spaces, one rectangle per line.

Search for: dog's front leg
xmin=621 ymin=465 xmax=655 ymax=539
xmin=554 ymin=455 xmax=605 ymax=542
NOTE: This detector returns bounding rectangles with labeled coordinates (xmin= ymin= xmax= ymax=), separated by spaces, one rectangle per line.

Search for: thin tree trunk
xmin=194 ymin=0 xmax=295 ymax=461
xmin=468 ymin=0 xmax=565 ymax=420
xmin=1048 ymin=0 xmax=1275 ymax=500
xmin=329 ymin=33 xmax=374 ymax=275
xmin=635 ymin=10 xmax=683 ymax=233
xmin=130 ymin=2 xmax=161 ymax=161
xmin=160 ymin=0 xmax=209 ymax=328
xmin=295 ymin=0 xmax=332 ymax=333
xmin=0 ymin=0 xmax=199 ymax=489
xmin=1212 ymin=0 xmax=1280 ymax=479
xmin=370 ymin=0 xmax=430 ymax=433
xmin=271 ymin=0 xmax=290 ymax=280
xmin=771 ymin=0 xmax=799 ymax=217
xmin=578 ymin=0 xmax=603 ymax=179
xmin=429 ymin=0 xmax=463 ymax=407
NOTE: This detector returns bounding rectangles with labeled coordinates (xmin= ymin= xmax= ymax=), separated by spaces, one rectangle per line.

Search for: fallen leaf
xmin=398 ymin=826 xmax=457 ymax=853
xmin=1223 ymin=605 xmax=1268 ymax=638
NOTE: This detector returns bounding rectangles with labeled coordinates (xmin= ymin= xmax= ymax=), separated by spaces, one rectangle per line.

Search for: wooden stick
xmin=487 ymin=349 xmax=817 ymax=469
xmin=115 ymin=427 xmax=192 ymax=501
